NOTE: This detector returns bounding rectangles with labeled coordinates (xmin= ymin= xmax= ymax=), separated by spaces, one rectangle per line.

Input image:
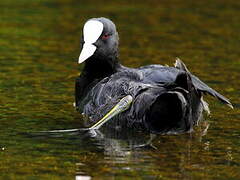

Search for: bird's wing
xmin=139 ymin=59 xmax=233 ymax=108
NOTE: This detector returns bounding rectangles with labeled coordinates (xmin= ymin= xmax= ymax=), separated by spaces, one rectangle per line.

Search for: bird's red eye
xmin=102 ymin=33 xmax=110 ymax=40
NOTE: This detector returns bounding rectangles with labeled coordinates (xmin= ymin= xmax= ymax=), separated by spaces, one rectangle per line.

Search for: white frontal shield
xmin=78 ymin=20 xmax=104 ymax=63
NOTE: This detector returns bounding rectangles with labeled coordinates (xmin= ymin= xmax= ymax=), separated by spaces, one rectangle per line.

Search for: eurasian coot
xmin=75 ymin=17 xmax=232 ymax=134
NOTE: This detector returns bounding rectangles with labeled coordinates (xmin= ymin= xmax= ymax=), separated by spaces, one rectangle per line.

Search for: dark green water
xmin=0 ymin=0 xmax=240 ymax=179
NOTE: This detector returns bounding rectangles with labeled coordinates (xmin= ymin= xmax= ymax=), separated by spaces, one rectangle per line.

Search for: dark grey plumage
xmin=75 ymin=17 xmax=232 ymax=134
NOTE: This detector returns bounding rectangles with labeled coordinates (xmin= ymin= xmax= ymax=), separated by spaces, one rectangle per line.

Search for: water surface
xmin=0 ymin=0 xmax=240 ymax=179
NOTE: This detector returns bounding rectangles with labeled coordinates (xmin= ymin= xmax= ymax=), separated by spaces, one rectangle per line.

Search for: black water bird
xmin=75 ymin=17 xmax=232 ymax=134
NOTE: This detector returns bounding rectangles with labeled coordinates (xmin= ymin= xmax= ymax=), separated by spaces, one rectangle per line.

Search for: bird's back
xmin=79 ymin=67 xmax=200 ymax=133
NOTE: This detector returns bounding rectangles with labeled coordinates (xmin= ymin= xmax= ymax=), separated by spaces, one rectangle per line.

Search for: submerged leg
xmin=88 ymin=95 xmax=133 ymax=130
xmin=38 ymin=128 xmax=88 ymax=133
xmin=38 ymin=95 xmax=133 ymax=133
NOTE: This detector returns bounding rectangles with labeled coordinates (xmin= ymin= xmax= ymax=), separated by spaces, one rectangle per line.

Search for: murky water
xmin=0 ymin=0 xmax=239 ymax=179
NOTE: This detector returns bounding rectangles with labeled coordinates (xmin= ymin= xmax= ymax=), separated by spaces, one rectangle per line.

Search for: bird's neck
xmin=83 ymin=56 xmax=121 ymax=80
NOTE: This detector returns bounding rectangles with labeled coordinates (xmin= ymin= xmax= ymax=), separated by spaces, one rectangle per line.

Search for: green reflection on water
xmin=0 ymin=0 xmax=240 ymax=179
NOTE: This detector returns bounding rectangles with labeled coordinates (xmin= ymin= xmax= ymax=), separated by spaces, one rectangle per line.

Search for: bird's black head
xmin=78 ymin=17 xmax=119 ymax=68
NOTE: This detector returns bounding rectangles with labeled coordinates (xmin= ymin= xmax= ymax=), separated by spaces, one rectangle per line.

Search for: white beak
xmin=78 ymin=20 xmax=104 ymax=64
xmin=78 ymin=43 xmax=97 ymax=64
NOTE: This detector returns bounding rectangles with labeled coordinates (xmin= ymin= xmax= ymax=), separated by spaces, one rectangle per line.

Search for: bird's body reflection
xmin=33 ymin=121 xmax=211 ymax=179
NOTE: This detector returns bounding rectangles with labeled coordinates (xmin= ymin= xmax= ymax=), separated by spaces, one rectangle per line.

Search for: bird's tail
xmin=174 ymin=58 xmax=233 ymax=109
